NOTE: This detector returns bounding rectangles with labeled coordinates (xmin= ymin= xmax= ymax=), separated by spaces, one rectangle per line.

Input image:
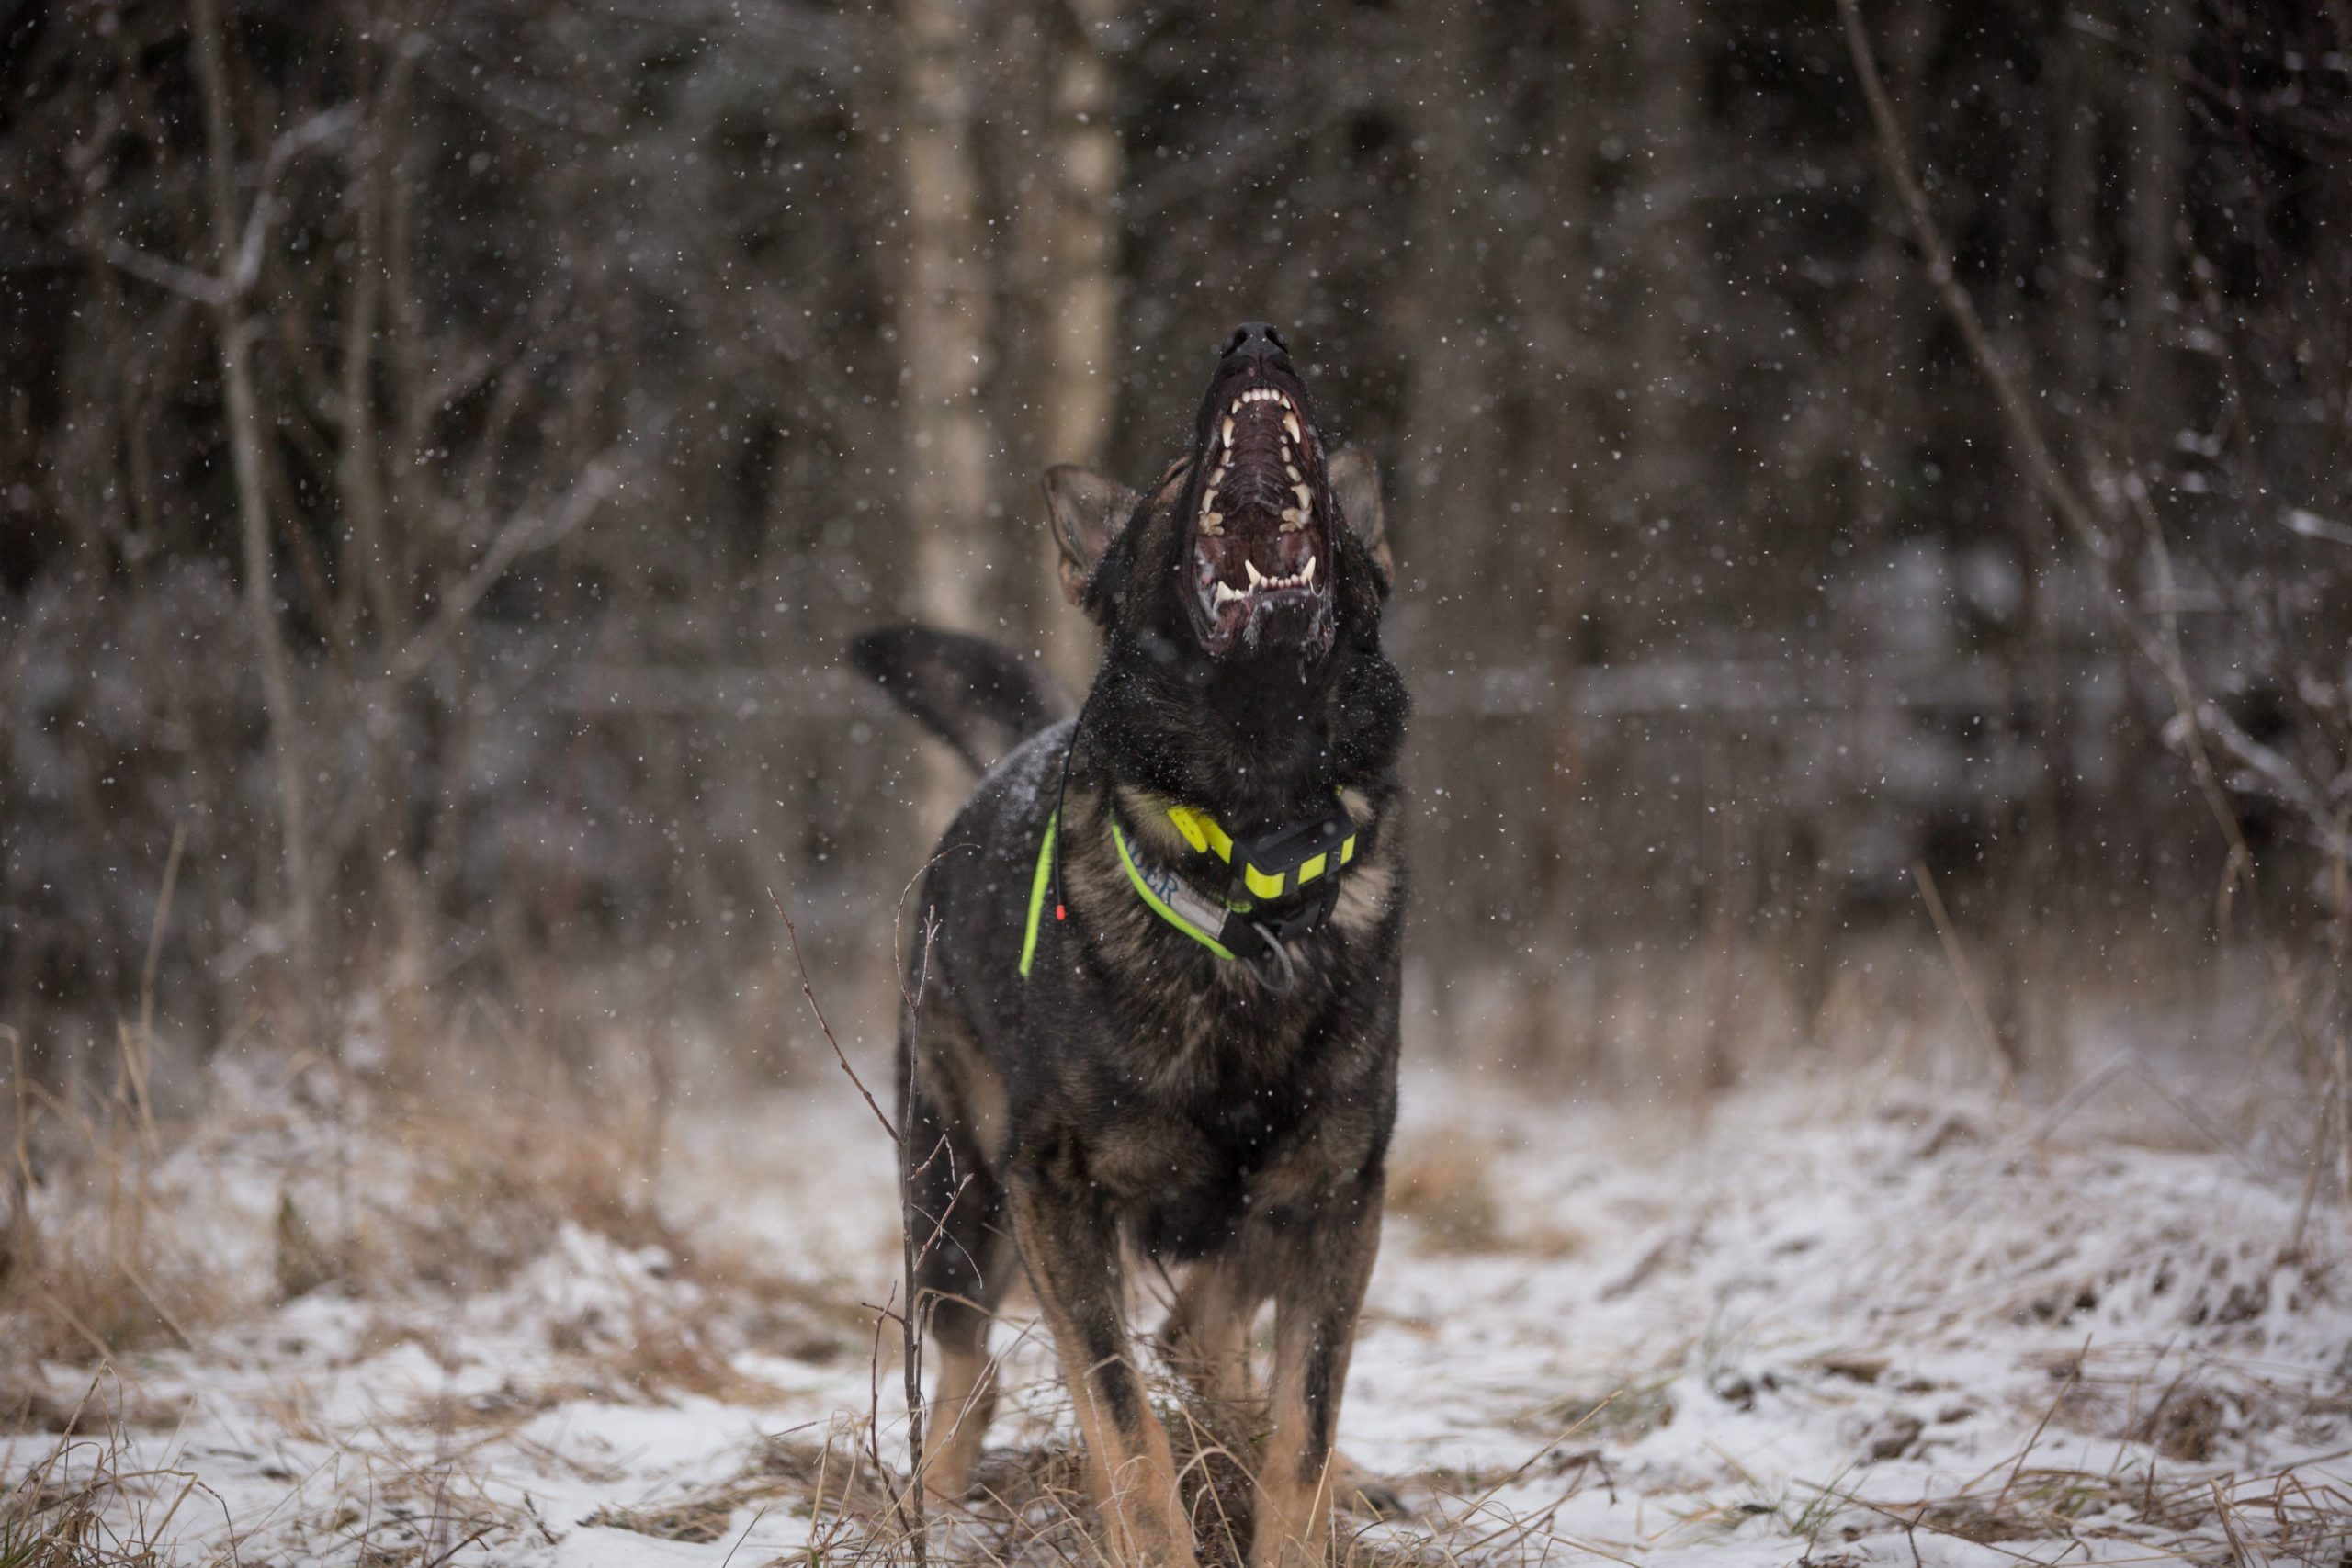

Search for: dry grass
xmin=1797 ymin=1455 xmax=2352 ymax=1561
xmin=2 ymin=1008 xmax=861 ymax=1408
xmin=0 ymin=1381 xmax=197 ymax=1568
xmin=577 ymin=1317 xmax=1697 ymax=1568
xmin=507 ymin=1363 xmax=2352 ymax=1568
xmin=0 ymin=1098 xmax=215 ymax=1370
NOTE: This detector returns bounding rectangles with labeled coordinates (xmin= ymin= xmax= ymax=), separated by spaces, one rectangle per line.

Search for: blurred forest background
xmin=3 ymin=0 xmax=2348 ymax=1106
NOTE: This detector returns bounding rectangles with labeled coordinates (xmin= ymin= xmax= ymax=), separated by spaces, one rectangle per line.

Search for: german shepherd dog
xmin=854 ymin=322 xmax=1406 ymax=1568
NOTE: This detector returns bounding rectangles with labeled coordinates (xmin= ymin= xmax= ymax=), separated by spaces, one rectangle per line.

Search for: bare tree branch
xmin=230 ymin=104 xmax=359 ymax=295
xmin=388 ymin=458 xmax=626 ymax=686
xmin=1836 ymin=0 xmax=2118 ymax=571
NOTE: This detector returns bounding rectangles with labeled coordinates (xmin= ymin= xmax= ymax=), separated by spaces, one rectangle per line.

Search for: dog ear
xmin=1042 ymin=465 xmax=1137 ymax=611
xmin=1329 ymin=447 xmax=1393 ymax=591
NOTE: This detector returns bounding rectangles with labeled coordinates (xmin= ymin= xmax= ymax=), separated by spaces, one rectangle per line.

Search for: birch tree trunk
xmin=898 ymin=0 xmax=995 ymax=637
xmin=1036 ymin=0 xmax=1124 ymax=690
xmin=897 ymin=0 xmax=997 ymax=829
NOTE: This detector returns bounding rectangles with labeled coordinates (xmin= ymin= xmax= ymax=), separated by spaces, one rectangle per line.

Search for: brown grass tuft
xmin=1 ymin=1112 xmax=214 ymax=1369
xmin=1385 ymin=1138 xmax=1505 ymax=1252
xmin=0 ymin=1382 xmax=185 ymax=1568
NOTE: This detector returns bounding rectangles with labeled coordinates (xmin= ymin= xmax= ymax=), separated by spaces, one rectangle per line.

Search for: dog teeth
xmin=1200 ymin=510 xmax=1223 ymax=534
xmin=1283 ymin=412 xmax=1301 ymax=442
xmin=1208 ymin=547 xmax=1319 ymax=611
xmin=1284 ymin=463 xmax=1303 ymax=482
xmin=1279 ymin=508 xmax=1306 ymax=529
xmin=1220 ymin=415 xmax=1235 ymax=448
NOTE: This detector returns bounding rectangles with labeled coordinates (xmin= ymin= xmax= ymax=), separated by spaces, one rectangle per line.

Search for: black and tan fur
xmin=854 ymin=324 xmax=1408 ymax=1568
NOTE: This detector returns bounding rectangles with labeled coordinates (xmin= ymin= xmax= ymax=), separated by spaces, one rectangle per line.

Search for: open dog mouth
xmin=1185 ymin=325 xmax=1335 ymax=659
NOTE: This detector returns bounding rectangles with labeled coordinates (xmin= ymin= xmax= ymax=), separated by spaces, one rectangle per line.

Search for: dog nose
xmin=1223 ymin=321 xmax=1288 ymax=363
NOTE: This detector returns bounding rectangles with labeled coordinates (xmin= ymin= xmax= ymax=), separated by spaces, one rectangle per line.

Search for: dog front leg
xmin=1250 ymin=1179 xmax=1382 ymax=1568
xmin=1009 ymin=1165 xmax=1200 ymax=1568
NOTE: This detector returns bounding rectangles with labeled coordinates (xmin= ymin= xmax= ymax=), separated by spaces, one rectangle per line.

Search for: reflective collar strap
xmin=1109 ymin=814 xmax=1239 ymax=962
xmin=1018 ymin=809 xmax=1058 ymax=979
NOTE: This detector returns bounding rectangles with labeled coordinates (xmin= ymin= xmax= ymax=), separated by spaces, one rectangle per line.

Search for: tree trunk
xmin=897 ymin=0 xmax=996 ymax=637
xmin=342 ymin=44 xmax=434 ymax=986
xmin=1035 ymin=0 xmax=1124 ymax=692
xmin=192 ymin=0 xmax=318 ymax=1021
xmin=1396 ymin=1 xmax=1516 ymax=1009
xmin=1624 ymin=0 xmax=1704 ymax=525
xmin=896 ymin=0 xmax=999 ymax=829
xmin=2124 ymin=0 xmax=2190 ymax=449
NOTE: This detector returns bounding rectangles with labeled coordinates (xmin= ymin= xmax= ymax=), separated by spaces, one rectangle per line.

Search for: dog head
xmin=1044 ymin=323 xmax=1393 ymax=668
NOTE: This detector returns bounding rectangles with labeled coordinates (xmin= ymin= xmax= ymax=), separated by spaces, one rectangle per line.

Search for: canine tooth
xmin=1246 ymin=559 xmax=1265 ymax=587
xmin=1214 ymin=581 xmax=1241 ymax=606
xmin=1292 ymin=483 xmax=1313 ymax=510
xmin=1303 ymin=553 xmax=1316 ymax=583
xmin=1221 ymin=415 xmax=1235 ymax=447
xmin=1283 ymin=412 xmax=1301 ymax=442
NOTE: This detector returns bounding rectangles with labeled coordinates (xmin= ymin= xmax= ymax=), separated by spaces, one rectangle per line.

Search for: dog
xmin=853 ymin=321 xmax=1407 ymax=1568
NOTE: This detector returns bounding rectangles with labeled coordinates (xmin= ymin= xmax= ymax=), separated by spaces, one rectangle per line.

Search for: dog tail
xmin=848 ymin=626 xmax=1076 ymax=776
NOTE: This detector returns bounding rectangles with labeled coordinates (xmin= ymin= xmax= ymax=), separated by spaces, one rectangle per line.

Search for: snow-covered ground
xmin=10 ymin=1056 xmax=2348 ymax=1566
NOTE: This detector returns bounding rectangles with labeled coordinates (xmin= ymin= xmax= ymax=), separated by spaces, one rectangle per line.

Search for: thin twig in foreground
xmin=766 ymin=887 xmax=897 ymax=1145
xmin=900 ymin=909 xmax=942 ymax=1568
xmin=1996 ymin=1335 xmax=2090 ymax=1513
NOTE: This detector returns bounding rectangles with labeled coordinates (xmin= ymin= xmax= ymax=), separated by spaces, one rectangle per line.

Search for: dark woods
xmin=3 ymin=1 xmax=2346 ymax=1092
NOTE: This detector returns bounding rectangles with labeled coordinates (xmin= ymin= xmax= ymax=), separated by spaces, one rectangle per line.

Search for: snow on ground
xmin=9 ymin=1055 xmax=2349 ymax=1566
